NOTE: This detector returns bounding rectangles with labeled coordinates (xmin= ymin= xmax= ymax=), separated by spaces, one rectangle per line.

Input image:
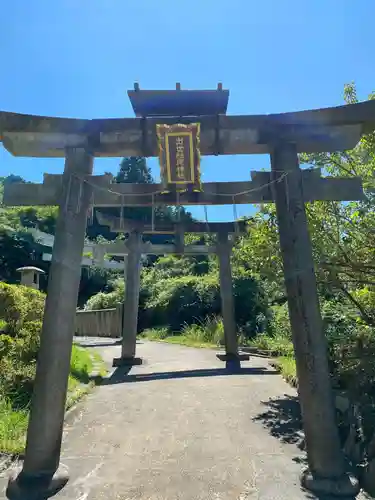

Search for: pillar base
xmin=216 ymin=352 xmax=250 ymax=362
xmin=301 ymin=469 xmax=360 ymax=498
xmin=6 ymin=465 xmax=69 ymax=500
xmin=112 ymin=356 xmax=143 ymax=367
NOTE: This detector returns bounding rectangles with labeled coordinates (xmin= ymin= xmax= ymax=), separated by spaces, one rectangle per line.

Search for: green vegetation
xmin=141 ymin=316 xmax=225 ymax=349
xmin=271 ymin=357 xmax=297 ymax=386
xmin=0 ymin=282 xmax=105 ymax=455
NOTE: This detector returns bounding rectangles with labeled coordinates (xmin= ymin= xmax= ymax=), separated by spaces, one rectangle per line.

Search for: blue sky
xmin=1 ymin=0 xmax=374 ymax=221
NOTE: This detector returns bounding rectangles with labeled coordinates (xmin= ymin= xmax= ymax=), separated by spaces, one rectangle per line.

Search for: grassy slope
xmin=249 ymin=334 xmax=297 ymax=385
xmin=0 ymin=344 xmax=106 ymax=455
xmin=141 ymin=327 xmax=218 ymax=349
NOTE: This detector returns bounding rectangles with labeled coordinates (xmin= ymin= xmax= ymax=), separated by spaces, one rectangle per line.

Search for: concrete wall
xmin=75 ymin=306 xmax=122 ymax=338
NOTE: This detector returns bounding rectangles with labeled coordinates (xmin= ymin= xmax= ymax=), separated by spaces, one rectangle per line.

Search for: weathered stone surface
xmin=112 ymin=356 xmax=143 ymax=367
xmin=2 ymin=100 xmax=375 ymax=157
xmin=301 ymin=469 xmax=360 ymax=497
xmin=14 ymin=148 xmax=94 ymax=486
xmin=271 ymin=143 xmax=349 ymax=486
xmin=6 ymin=465 xmax=69 ymax=500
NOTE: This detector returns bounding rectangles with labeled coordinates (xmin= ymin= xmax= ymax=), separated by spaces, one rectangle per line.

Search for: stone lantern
xmin=16 ymin=266 xmax=45 ymax=290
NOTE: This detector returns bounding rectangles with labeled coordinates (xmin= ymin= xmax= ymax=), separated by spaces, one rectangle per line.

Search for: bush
xmin=266 ymin=303 xmax=291 ymax=339
xmin=140 ymin=327 xmax=170 ymax=340
xmin=233 ymin=275 xmax=268 ymax=337
xmin=143 ymin=275 xmax=221 ymax=331
xmin=0 ymin=282 xmax=45 ymax=335
xmin=0 ymin=284 xmax=45 ymax=407
xmin=142 ymin=273 xmax=268 ymax=334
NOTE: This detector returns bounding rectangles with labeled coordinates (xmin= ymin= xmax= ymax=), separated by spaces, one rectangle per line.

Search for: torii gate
xmin=2 ymin=86 xmax=374 ymax=498
xmin=92 ymin=216 xmax=248 ymax=365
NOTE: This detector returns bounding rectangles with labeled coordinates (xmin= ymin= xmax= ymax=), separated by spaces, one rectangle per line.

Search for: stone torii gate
xmin=93 ymin=215 xmax=248 ymax=366
xmin=2 ymin=89 xmax=375 ymax=498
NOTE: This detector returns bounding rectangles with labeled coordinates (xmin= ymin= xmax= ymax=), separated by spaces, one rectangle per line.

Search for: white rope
xmin=285 ymin=174 xmax=290 ymax=211
xmin=151 ymin=192 xmax=155 ymax=232
xmin=203 ymin=205 xmax=210 ymax=233
xmin=232 ymin=195 xmax=240 ymax=237
xmin=87 ymin=190 xmax=94 ymax=225
xmin=75 ymin=176 xmax=84 ymax=214
xmin=176 ymin=191 xmax=181 ymax=222
xmin=74 ymin=171 xmax=289 ymax=201
xmin=120 ymin=195 xmax=124 ymax=230
xmin=64 ymin=174 xmax=73 ymax=213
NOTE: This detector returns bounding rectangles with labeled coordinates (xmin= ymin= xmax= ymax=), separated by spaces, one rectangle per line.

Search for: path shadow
xmin=102 ymin=364 xmax=278 ymax=385
xmin=75 ymin=340 xmax=144 ymax=348
xmin=74 ymin=339 xmax=122 ymax=348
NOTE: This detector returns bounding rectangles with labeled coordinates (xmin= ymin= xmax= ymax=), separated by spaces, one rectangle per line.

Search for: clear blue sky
xmin=1 ymin=0 xmax=374 ymax=221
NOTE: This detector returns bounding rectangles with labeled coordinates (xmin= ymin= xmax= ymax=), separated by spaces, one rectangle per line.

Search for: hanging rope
xmin=232 ymin=195 xmax=240 ymax=237
xmin=75 ymin=176 xmax=84 ymax=214
xmin=87 ymin=191 xmax=95 ymax=225
xmin=151 ymin=192 xmax=155 ymax=233
xmin=204 ymin=205 xmax=210 ymax=234
xmin=120 ymin=195 xmax=125 ymax=230
xmin=64 ymin=174 xmax=73 ymax=213
xmin=285 ymin=174 xmax=290 ymax=211
xmin=176 ymin=191 xmax=181 ymax=222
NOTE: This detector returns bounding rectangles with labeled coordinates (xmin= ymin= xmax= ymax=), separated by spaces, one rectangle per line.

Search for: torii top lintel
xmin=127 ymin=83 xmax=229 ymax=117
xmin=1 ymin=98 xmax=375 ymax=158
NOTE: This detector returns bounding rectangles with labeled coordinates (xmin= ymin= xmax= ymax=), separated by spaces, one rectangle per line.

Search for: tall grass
xmin=0 ymin=344 xmax=104 ymax=455
xmin=249 ymin=333 xmax=294 ymax=357
xmin=141 ymin=316 xmax=225 ymax=348
xmin=181 ymin=316 xmax=224 ymax=346
xmin=272 ymin=357 xmax=297 ymax=386
xmin=0 ymin=398 xmax=28 ymax=455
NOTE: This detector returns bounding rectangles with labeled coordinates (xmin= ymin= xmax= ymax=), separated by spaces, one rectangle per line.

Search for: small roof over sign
xmin=128 ymin=83 xmax=229 ymax=117
xmin=16 ymin=266 xmax=45 ymax=274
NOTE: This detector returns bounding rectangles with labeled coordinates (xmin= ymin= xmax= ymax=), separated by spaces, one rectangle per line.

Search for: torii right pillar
xmin=216 ymin=231 xmax=249 ymax=364
xmin=113 ymin=230 xmax=143 ymax=367
xmin=271 ymin=143 xmax=359 ymax=497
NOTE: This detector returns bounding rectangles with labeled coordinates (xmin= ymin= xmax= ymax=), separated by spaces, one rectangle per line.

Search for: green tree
xmin=115 ymin=157 xmax=153 ymax=184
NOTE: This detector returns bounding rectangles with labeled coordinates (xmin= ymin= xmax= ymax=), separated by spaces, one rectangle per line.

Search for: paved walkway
xmin=1 ymin=339 xmax=358 ymax=499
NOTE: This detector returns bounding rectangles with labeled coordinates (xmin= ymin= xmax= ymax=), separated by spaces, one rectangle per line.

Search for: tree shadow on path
xmin=253 ymin=393 xmax=303 ymax=444
xmin=103 ymin=363 xmax=278 ymax=385
xmin=253 ymin=396 xmax=360 ymax=500
xmin=253 ymin=393 xmax=306 ymax=463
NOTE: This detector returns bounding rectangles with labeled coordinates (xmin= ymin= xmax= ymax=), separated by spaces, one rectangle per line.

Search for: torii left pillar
xmin=113 ymin=230 xmax=143 ymax=367
xmin=7 ymin=148 xmax=93 ymax=499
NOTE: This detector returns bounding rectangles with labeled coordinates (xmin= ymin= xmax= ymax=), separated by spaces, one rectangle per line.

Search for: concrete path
xmin=0 ymin=339 xmax=360 ymax=499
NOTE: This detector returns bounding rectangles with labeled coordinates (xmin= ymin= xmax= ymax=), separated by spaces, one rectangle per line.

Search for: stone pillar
xmin=7 ymin=148 xmax=93 ymax=500
xmin=216 ymin=231 xmax=249 ymax=363
xmin=270 ymin=143 xmax=358 ymax=497
xmin=113 ymin=231 xmax=142 ymax=366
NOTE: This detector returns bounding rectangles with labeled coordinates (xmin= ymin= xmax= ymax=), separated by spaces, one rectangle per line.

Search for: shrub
xmin=143 ymin=275 xmax=221 ymax=330
xmin=266 ymin=303 xmax=291 ymax=339
xmin=140 ymin=327 xmax=170 ymax=340
xmin=233 ymin=275 xmax=268 ymax=337
xmin=0 ymin=282 xmax=45 ymax=335
xmin=85 ymin=290 xmax=122 ymax=311
xmin=142 ymin=273 xmax=268 ymax=334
